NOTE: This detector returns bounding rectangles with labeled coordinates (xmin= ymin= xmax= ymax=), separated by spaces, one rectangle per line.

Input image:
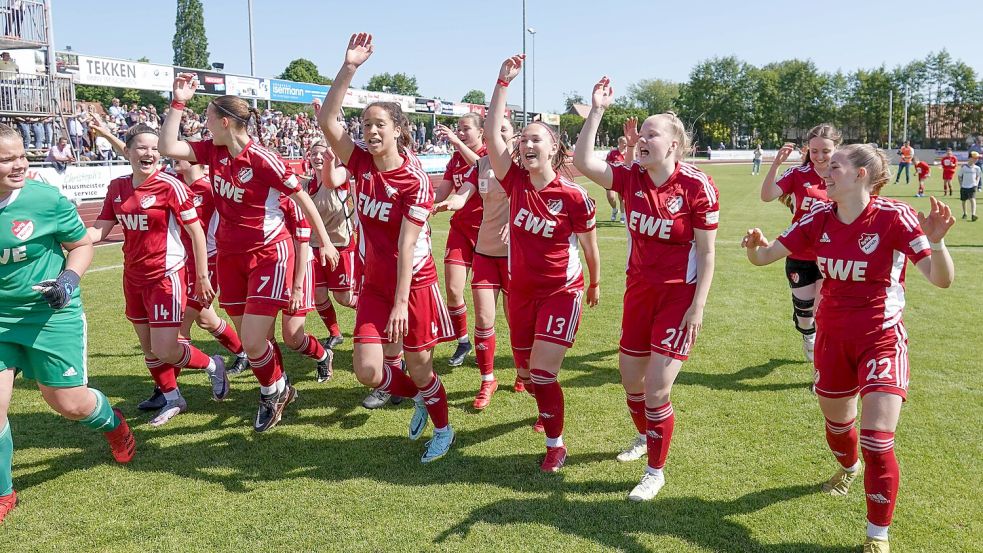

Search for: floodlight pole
xmin=248 ymin=0 xmax=257 ymax=108
xmin=522 ymin=0 xmax=527 ymax=126
xmin=887 ymin=89 xmax=893 ymax=147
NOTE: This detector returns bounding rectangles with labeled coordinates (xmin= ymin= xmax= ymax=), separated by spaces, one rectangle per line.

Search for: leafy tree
xmin=461 ymin=89 xmax=486 ymax=105
xmin=625 ymin=79 xmax=679 ymax=115
xmin=677 ymin=56 xmax=756 ymax=148
xmin=172 ymin=0 xmax=210 ymax=69
xmin=563 ymin=91 xmax=585 ymax=112
xmin=365 ymin=72 xmax=419 ymax=95
xmin=278 ymin=58 xmax=332 ymax=85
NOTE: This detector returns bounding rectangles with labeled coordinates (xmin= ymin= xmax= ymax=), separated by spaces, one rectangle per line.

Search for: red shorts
xmin=943 ymin=171 xmax=955 ymax=180
xmin=313 ymin=246 xmax=356 ymax=292
xmin=217 ymin=240 xmax=295 ymax=317
xmin=353 ymin=283 xmax=454 ymax=352
xmin=508 ymin=287 xmax=584 ymax=350
xmin=444 ymin=226 xmax=477 ymax=268
xmin=813 ymin=323 xmax=910 ymax=400
xmin=124 ymin=270 xmax=186 ymax=328
xmin=185 ymin=256 xmax=218 ymax=312
xmin=353 ymin=250 xmax=364 ymax=296
xmin=284 ymin=257 xmax=316 ymax=317
xmin=471 ymin=253 xmax=509 ymax=292
xmin=620 ymin=279 xmax=697 ymax=361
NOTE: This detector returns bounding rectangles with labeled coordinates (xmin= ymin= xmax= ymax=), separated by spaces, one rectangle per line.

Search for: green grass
xmin=4 ymin=164 xmax=981 ymax=552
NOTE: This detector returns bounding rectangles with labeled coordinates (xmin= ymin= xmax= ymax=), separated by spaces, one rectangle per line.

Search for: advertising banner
xmin=225 ymin=75 xmax=270 ymax=99
xmin=75 ymin=55 xmax=173 ymax=91
xmin=27 ymin=164 xmax=134 ymax=201
xmin=178 ymin=69 xmax=227 ymax=95
xmin=343 ymin=88 xmax=416 ymax=112
xmin=269 ymin=79 xmax=329 ymax=104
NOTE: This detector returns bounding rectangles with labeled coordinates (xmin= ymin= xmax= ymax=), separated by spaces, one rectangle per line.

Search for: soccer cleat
xmin=316 ymin=349 xmax=334 ymax=383
xmin=323 ymin=334 xmax=344 ymax=350
xmin=253 ymin=383 xmax=297 ymax=433
xmin=227 ymin=354 xmax=249 ymax=376
xmin=973 ymin=215 xmax=979 ymax=222
xmin=149 ymin=396 xmax=188 ymax=427
xmin=362 ymin=388 xmax=391 ymax=409
xmin=862 ymin=537 xmax=890 ymax=553
xmin=105 ymin=409 xmax=135 ymax=463
xmin=513 ymin=377 xmax=526 ymax=393
xmin=0 ymin=491 xmax=17 ymax=523
xmin=448 ymin=341 xmax=473 ymax=367
xmin=209 ymin=355 xmax=229 ymax=401
xmin=409 ymin=400 xmax=429 ymax=441
xmin=421 ymin=426 xmax=455 ymax=463
xmin=962 ymin=213 xmax=967 ymax=220
xmin=472 ymin=379 xmax=498 ymax=410
xmin=136 ymin=387 xmax=166 ymax=411
xmin=628 ymin=471 xmax=666 ymax=502
xmin=803 ymin=333 xmax=816 ymax=363
xmin=540 ymin=446 xmax=568 ymax=473
xmin=821 ymin=463 xmax=861 ymax=496
xmin=532 ymin=416 xmax=545 ymax=433
xmin=616 ymin=435 xmax=648 ymax=462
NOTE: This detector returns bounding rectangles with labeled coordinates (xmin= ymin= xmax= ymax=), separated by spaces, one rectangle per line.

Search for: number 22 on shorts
xmin=865 ymin=358 xmax=892 ymax=381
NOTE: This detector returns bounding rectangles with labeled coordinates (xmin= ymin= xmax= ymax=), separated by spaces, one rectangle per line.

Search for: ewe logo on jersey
xmin=213 ymin=174 xmax=245 ymax=203
xmin=139 ymin=194 xmax=156 ymax=209
xmin=514 ymin=207 xmax=557 ymax=238
xmin=118 ymin=213 xmax=149 ymax=231
xmin=237 ymin=167 xmax=254 ymax=183
xmin=817 ymin=256 xmax=868 ymax=281
xmin=0 ymin=245 xmax=27 ymax=264
xmin=357 ymin=192 xmax=392 ymax=222
xmin=666 ymin=195 xmax=683 ymax=214
xmin=858 ymin=233 xmax=880 ymax=254
xmin=11 ymin=219 xmax=34 ymax=241
xmin=628 ymin=212 xmax=672 ymax=239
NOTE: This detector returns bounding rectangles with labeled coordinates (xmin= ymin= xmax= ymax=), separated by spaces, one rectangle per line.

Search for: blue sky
xmin=53 ymin=0 xmax=977 ymax=112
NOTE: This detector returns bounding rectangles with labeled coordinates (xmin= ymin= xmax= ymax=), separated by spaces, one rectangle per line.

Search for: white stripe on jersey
xmin=559 ymin=177 xmax=596 ymax=215
xmin=165 ymin=211 xmax=186 ymax=278
xmin=159 ymin=171 xmax=191 ymax=203
xmin=679 ymin=163 xmax=717 ymax=205
xmin=249 ymin=143 xmax=287 ymax=176
xmin=872 ymin=198 xmax=919 ymax=231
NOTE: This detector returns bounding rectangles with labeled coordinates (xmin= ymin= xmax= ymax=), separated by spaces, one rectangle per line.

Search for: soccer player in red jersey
xmin=433 ymin=115 xmax=486 ymax=368
xmin=574 ymin=77 xmax=718 ymax=499
xmin=160 ymin=81 xmax=339 ymax=432
xmin=434 ymin=116 xmax=518 ymax=410
xmin=87 ymin=125 xmax=226 ymax=427
xmin=604 ymin=137 xmax=627 ymax=222
xmin=744 ymin=144 xmax=955 ymax=552
xmin=940 ymin=148 xmax=957 ymax=196
xmin=485 ymin=55 xmax=601 ymax=473
xmin=317 ymin=34 xmax=456 ymax=463
xmin=760 ymin=124 xmax=841 ymax=362
xmin=913 ymin=157 xmax=930 ymax=197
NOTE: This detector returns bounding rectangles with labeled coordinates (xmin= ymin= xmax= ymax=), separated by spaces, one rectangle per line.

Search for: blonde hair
xmin=839 ymin=143 xmax=890 ymax=195
xmin=651 ymin=112 xmax=691 ymax=162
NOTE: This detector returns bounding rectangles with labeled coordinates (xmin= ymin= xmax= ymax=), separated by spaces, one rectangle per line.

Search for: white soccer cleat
xmin=616 ymin=435 xmax=647 ymax=462
xmin=628 ymin=471 xmax=665 ymax=502
xmin=149 ymin=396 xmax=188 ymax=427
xmin=803 ymin=333 xmax=816 ymax=362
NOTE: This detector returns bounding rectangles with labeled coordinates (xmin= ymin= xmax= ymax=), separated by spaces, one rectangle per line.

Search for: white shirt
xmin=958 ymin=165 xmax=981 ymax=189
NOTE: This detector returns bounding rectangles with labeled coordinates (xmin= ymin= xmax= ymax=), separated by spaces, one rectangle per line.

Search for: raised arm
xmin=573 ymin=77 xmax=615 ymax=189
xmin=436 ymin=123 xmax=481 ymax=166
xmin=914 ymin=197 xmax=955 ymax=288
xmin=624 ymin=117 xmax=639 ymax=161
xmin=88 ymin=114 xmax=125 ymax=155
xmin=159 ymin=73 xmax=200 ymax=161
xmin=760 ymin=143 xmax=794 ymax=202
xmin=320 ymin=146 xmax=350 ymax=189
xmin=318 ymin=33 xmax=375 ymax=165
xmin=484 ymin=55 xmax=524 ymax=181
xmin=742 ymin=227 xmax=791 ymax=266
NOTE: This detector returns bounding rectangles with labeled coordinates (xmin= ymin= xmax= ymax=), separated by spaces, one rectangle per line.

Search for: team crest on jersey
xmin=139 ymin=194 xmax=156 ymax=209
xmin=237 ymin=167 xmax=254 ymax=183
xmin=635 ymin=190 xmax=645 ymax=198
xmin=11 ymin=219 xmax=33 ymax=241
xmin=193 ymin=195 xmax=203 ymax=207
xmin=546 ymin=199 xmax=563 ymax=215
xmin=858 ymin=233 xmax=880 ymax=254
xmin=666 ymin=195 xmax=684 ymax=214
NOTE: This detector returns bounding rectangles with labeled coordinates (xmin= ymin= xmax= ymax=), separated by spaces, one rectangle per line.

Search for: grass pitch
xmin=4 ymin=163 xmax=981 ymax=552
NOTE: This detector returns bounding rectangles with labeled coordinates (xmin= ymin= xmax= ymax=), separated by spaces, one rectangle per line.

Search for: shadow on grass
xmin=678 ymin=358 xmax=808 ymax=393
xmin=435 ymin=484 xmax=853 ymax=553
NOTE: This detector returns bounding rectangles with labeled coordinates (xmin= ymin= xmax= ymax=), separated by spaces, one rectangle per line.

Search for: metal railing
xmin=0 ymin=71 xmax=73 ymax=116
xmin=0 ymin=0 xmax=47 ymax=44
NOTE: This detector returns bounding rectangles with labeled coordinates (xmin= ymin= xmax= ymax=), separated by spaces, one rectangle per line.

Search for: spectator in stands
xmin=4 ymin=1 xmax=25 ymax=38
xmin=0 ymin=52 xmax=18 ymax=112
xmin=67 ymin=109 xmax=87 ymax=153
xmin=0 ymin=52 xmax=18 ymax=75
xmin=45 ymin=136 xmax=75 ymax=173
xmin=109 ymin=98 xmax=125 ymax=122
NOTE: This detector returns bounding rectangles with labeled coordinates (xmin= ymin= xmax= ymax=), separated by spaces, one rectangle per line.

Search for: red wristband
xmin=170 ymin=100 xmax=186 ymax=111
xmin=496 ymin=79 xmax=510 ymax=88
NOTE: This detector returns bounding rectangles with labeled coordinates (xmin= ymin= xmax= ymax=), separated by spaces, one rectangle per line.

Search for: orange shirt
xmin=899 ymin=146 xmax=913 ymax=163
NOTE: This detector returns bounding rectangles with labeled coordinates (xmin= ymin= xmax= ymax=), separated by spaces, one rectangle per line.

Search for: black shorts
xmin=785 ymin=258 xmax=822 ymax=289
xmin=961 ymin=187 xmax=977 ymax=201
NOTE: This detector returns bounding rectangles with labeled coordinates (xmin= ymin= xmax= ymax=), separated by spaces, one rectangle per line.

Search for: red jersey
xmin=611 ymin=161 xmax=720 ymax=284
xmin=188 ymin=139 xmax=301 ymax=254
xmin=501 ymin=164 xmax=596 ymax=294
xmin=281 ymin=195 xmax=311 ymax=243
xmin=776 ymin=197 xmax=931 ymax=334
xmin=941 ymin=154 xmax=958 ymax=177
xmin=98 ymin=170 xmax=199 ymax=284
xmin=443 ymin=147 xmax=486 ymax=237
xmin=606 ymin=149 xmax=626 ymax=164
xmin=345 ymin=142 xmax=437 ymax=292
xmin=776 ymin=163 xmax=828 ymax=223
xmin=915 ymin=161 xmax=930 ymax=180
xmin=180 ymin=176 xmax=218 ymax=260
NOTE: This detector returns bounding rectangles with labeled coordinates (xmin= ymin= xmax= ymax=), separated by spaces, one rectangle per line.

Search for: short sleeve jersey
xmin=0 ymin=181 xmax=87 ymax=324
xmin=98 ymin=170 xmax=199 ymax=285
xmin=281 ymin=195 xmax=311 ymax=243
xmin=915 ymin=161 xmax=930 ymax=180
xmin=776 ymin=197 xmax=930 ymax=334
xmin=345 ymin=142 xmax=437 ymax=292
xmin=501 ymin=164 xmax=596 ymax=294
xmin=180 ymin=176 xmax=218 ymax=260
xmin=188 ymin=139 xmax=300 ymax=254
xmin=606 ymin=149 xmax=625 ymax=164
xmin=611 ymin=161 xmax=719 ymax=284
xmin=775 ymin=163 xmax=828 ymax=223
xmin=443 ymin=147 xmax=486 ymax=237
xmin=941 ymin=155 xmax=958 ymax=176
xmin=474 ymin=157 xmax=508 ymax=257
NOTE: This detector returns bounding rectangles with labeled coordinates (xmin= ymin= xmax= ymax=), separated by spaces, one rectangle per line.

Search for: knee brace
xmin=792 ymin=295 xmax=816 ymax=335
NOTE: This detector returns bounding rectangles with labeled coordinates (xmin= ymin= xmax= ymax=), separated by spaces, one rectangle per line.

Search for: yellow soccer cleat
xmin=862 ymin=537 xmax=889 ymax=552
xmin=821 ymin=462 xmax=861 ymax=496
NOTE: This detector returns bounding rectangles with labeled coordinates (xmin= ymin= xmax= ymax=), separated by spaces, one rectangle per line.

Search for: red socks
xmin=290 ymin=333 xmax=327 ymax=361
xmin=825 ymin=417 xmax=859 ymax=469
xmin=378 ymin=361 xmax=417 ymax=398
xmin=316 ymin=299 xmax=341 ymax=337
xmin=209 ymin=319 xmax=243 ymax=355
xmin=175 ymin=340 xmax=211 ymax=370
xmin=529 ymin=369 xmax=564 ymax=439
xmin=645 ymin=402 xmax=675 ymax=470
xmin=250 ymin=341 xmax=283 ymax=387
xmin=860 ymin=429 xmax=899 ymax=527
xmin=145 ymin=357 xmax=177 ymax=393
xmin=474 ymin=326 xmax=495 ymax=376
xmin=417 ymin=374 xmax=449 ymax=429
xmin=626 ymin=392 xmax=646 ymax=435
xmin=448 ymin=304 xmax=468 ymax=340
